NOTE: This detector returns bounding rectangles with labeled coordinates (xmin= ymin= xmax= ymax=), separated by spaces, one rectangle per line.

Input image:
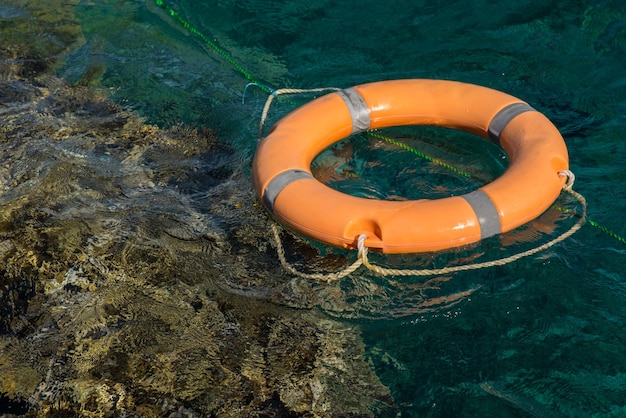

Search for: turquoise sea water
xmin=4 ymin=0 xmax=626 ymax=416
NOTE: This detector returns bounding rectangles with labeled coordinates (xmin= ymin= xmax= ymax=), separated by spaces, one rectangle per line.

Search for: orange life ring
xmin=252 ymin=79 xmax=569 ymax=254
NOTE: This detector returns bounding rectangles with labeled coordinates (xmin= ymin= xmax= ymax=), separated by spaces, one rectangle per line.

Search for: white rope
xmin=257 ymin=87 xmax=341 ymax=138
xmin=559 ymin=169 xmax=575 ymax=191
xmin=271 ymin=170 xmax=586 ymax=280
xmin=271 ymin=223 xmax=362 ymax=283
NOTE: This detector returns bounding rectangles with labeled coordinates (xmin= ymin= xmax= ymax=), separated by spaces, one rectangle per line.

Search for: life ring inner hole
xmin=310 ymin=126 xmax=509 ymax=202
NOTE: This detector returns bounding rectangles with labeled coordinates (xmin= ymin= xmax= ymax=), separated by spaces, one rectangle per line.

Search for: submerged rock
xmin=0 ymin=2 xmax=395 ymax=416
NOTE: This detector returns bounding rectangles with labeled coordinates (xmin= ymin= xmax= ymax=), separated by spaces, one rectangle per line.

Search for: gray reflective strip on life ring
xmin=460 ymin=190 xmax=501 ymax=239
xmin=488 ymin=102 xmax=535 ymax=145
xmin=263 ymin=169 xmax=314 ymax=213
xmin=336 ymin=87 xmax=371 ymax=134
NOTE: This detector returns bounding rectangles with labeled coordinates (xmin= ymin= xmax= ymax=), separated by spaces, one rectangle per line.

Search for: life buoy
xmin=252 ymin=79 xmax=569 ymax=254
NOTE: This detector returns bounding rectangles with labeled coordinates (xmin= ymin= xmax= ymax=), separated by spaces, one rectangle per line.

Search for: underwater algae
xmin=0 ymin=2 xmax=395 ymax=416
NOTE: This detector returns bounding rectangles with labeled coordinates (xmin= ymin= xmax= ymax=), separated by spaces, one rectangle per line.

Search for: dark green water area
xmin=1 ymin=0 xmax=626 ymax=416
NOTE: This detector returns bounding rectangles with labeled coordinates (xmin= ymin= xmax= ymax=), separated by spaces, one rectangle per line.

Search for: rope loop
xmin=270 ymin=185 xmax=587 ymax=280
xmin=270 ymin=223 xmax=363 ymax=283
xmin=242 ymin=82 xmax=275 ymax=104
xmin=256 ymin=86 xmax=341 ymax=138
xmin=559 ymin=169 xmax=576 ymax=191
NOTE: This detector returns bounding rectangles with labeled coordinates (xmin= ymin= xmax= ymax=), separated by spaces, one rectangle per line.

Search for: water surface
xmin=1 ymin=0 xmax=626 ymax=416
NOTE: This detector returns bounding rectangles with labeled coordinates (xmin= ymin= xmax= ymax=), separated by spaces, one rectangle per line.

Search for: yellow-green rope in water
xmin=367 ymin=131 xmax=474 ymax=179
xmin=154 ymin=0 xmax=625 ymax=248
xmin=586 ymin=220 xmax=626 ymax=244
xmin=154 ymin=0 xmax=302 ymax=109
xmin=153 ymin=0 xmax=270 ymax=94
